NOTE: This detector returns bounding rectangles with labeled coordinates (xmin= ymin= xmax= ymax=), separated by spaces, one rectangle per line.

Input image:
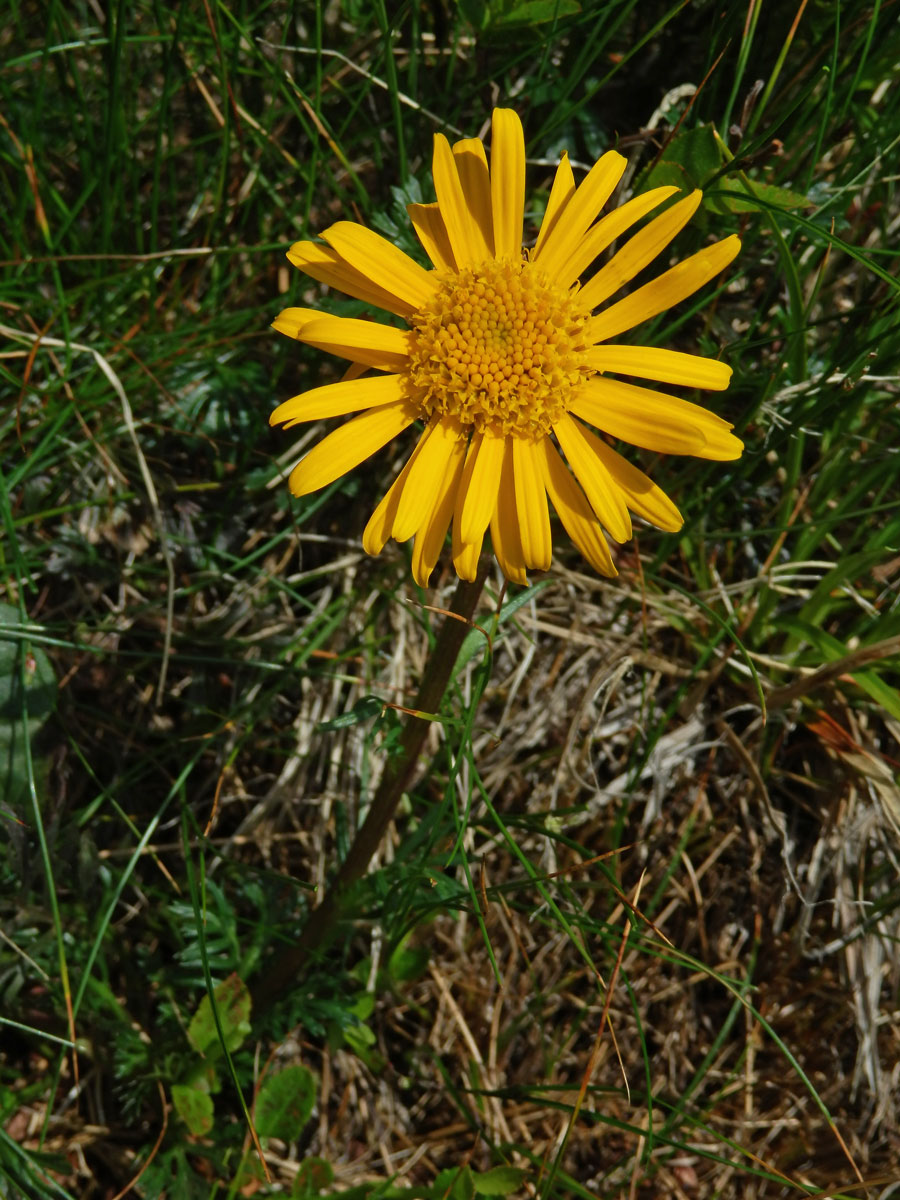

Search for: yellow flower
xmin=271 ymin=108 xmax=742 ymax=586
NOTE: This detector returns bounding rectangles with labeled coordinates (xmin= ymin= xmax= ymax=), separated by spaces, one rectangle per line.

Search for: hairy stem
xmin=254 ymin=567 xmax=488 ymax=1013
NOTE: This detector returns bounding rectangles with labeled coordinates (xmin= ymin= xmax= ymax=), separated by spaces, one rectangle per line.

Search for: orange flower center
xmin=407 ymin=258 xmax=589 ymax=439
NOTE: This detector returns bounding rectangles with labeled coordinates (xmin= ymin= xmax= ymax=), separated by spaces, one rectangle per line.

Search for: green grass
xmin=2 ymin=0 xmax=900 ymax=1197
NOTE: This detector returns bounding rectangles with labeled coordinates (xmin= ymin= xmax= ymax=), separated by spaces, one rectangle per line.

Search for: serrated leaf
xmin=187 ymin=972 xmax=251 ymax=1058
xmin=473 ymin=1166 xmax=526 ymax=1195
xmin=255 ymin=1065 xmax=317 ymax=1140
xmin=171 ymin=1083 xmax=214 ymax=1136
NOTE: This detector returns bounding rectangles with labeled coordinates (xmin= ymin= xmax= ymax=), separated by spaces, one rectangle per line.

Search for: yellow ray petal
xmin=452 ymin=537 xmax=481 ymax=582
xmin=556 ymin=187 xmax=679 ymax=287
xmin=538 ymin=438 xmax=617 ymax=577
xmin=584 ymin=345 xmax=732 ymax=390
xmin=393 ymin=417 xmax=466 ymax=543
xmin=533 ymin=150 xmax=627 ymax=280
xmin=272 ymin=307 xmax=328 ymax=340
xmin=451 ymin=434 xmax=488 ymax=580
xmin=319 ymin=221 xmax=437 ymax=313
xmin=363 ymin=440 xmax=427 ymax=556
xmin=579 ymin=437 xmax=683 ymax=532
xmin=578 ymin=190 xmax=703 ymax=311
xmin=340 ymin=361 xmax=369 ymax=382
xmin=459 ymin=428 xmax=506 ymax=546
xmin=299 ymin=316 xmax=412 ymax=371
xmin=412 ymin=437 xmax=467 ymax=587
xmin=571 ymin=377 xmax=743 ymax=459
xmin=270 ymin=373 xmax=406 ymax=430
xmin=512 ymin=437 xmax=551 ymax=571
xmin=490 ymin=108 xmax=525 ymax=260
xmin=489 ymin=440 xmax=527 ymax=585
xmin=432 ymin=132 xmax=491 ymax=267
xmin=586 ymin=234 xmax=741 ymax=341
xmin=453 ymin=138 xmax=494 ymax=259
xmin=287 ymin=240 xmax=417 ymax=318
xmin=534 ymin=152 xmax=576 ymax=257
xmin=553 ymin=414 xmax=632 ymax=542
xmin=287 ymin=399 xmax=417 ymax=496
xmin=408 ymin=201 xmax=456 ymax=271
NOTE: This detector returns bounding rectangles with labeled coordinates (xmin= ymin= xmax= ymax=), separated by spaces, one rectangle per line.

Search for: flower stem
xmin=253 ymin=566 xmax=488 ymax=1014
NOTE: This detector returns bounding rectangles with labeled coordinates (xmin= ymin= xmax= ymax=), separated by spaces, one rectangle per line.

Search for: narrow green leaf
xmin=317 ymin=694 xmax=384 ymax=731
xmin=453 ymin=579 xmax=552 ymax=680
xmin=711 ymin=178 xmax=813 ymax=214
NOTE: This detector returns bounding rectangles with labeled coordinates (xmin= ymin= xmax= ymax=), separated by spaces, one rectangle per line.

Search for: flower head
xmin=272 ymin=109 xmax=741 ymax=586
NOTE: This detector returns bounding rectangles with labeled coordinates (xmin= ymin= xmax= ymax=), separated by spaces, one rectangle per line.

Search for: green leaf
xmin=317 ymin=694 xmax=384 ymax=732
xmin=492 ymin=0 xmax=580 ymax=26
xmin=186 ymin=972 xmax=251 ymax=1058
xmin=436 ymin=1166 xmax=476 ymax=1200
xmin=637 ymin=124 xmax=723 ymax=194
xmin=171 ymin=1083 xmax=214 ymax=1136
xmin=255 ymin=1065 xmax=317 ymax=1140
xmin=350 ymin=991 xmax=375 ymax=1021
xmin=0 ymin=604 xmax=57 ymax=804
xmin=292 ymin=1157 xmax=334 ymax=1198
xmin=343 ymin=1021 xmax=374 ymax=1050
xmin=343 ymin=1017 xmax=374 ymax=1056
xmin=775 ymin=618 xmax=900 ymax=720
xmin=636 ymin=122 xmax=812 ymax=219
xmin=388 ymin=937 xmax=429 ymax=984
xmin=0 ymin=604 xmax=57 ymax=722
xmin=711 ymin=179 xmax=813 ymax=214
xmin=453 ymin=579 xmax=553 ymax=680
xmin=850 ymin=670 xmax=900 ymax=722
xmin=473 ymin=1166 xmax=526 ymax=1195
xmin=343 ymin=1021 xmax=385 ymax=1072
xmin=456 ymin=0 xmax=490 ymax=30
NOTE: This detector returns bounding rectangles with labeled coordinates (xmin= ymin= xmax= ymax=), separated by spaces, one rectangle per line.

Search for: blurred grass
xmin=2 ymin=0 xmax=900 ymax=1197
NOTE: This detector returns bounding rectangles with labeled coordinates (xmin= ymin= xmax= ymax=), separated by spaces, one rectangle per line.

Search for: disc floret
xmin=408 ymin=258 xmax=589 ymax=439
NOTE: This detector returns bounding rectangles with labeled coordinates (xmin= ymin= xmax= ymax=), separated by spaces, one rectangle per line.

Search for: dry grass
xmin=105 ymin=560 xmax=898 ymax=1194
